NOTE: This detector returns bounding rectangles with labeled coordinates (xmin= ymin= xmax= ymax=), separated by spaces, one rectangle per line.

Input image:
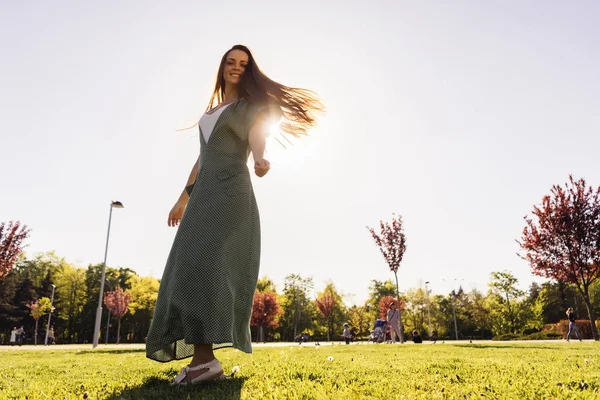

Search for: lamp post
xmin=451 ymin=292 xmax=458 ymax=340
xmin=425 ymin=281 xmax=432 ymax=339
xmin=44 ymin=284 xmax=56 ymax=346
xmin=93 ymin=200 xmax=124 ymax=348
xmin=102 ymin=279 xmax=114 ymax=345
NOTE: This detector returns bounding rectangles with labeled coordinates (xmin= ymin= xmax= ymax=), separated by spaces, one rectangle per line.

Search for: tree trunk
xmin=505 ymin=293 xmax=515 ymax=333
xmin=259 ymin=325 xmax=264 ymax=343
xmin=34 ymin=319 xmax=39 ymax=345
xmin=393 ymin=271 xmax=405 ymax=343
xmin=581 ymin=291 xmax=599 ymax=341
xmin=116 ymin=318 xmax=121 ymax=344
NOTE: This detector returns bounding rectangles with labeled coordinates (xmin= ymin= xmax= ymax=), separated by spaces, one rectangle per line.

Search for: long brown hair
xmin=208 ymin=44 xmax=324 ymax=137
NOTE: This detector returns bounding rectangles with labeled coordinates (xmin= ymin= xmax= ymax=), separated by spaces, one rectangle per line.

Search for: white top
xmin=200 ymin=104 xmax=231 ymax=143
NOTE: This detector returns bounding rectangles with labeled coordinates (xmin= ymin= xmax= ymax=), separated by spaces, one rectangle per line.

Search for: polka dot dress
xmin=146 ymin=98 xmax=276 ymax=362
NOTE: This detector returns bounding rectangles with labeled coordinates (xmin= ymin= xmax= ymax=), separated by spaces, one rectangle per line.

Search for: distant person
xmin=387 ymin=302 xmax=402 ymax=344
xmin=10 ymin=327 xmax=17 ymax=346
xmin=145 ymin=44 xmax=324 ymax=385
xmin=412 ymin=330 xmax=422 ymax=344
xmin=566 ymin=307 xmax=582 ymax=342
xmin=343 ymin=323 xmax=352 ymax=345
xmin=47 ymin=327 xmax=55 ymax=345
xmin=16 ymin=326 xmax=25 ymax=346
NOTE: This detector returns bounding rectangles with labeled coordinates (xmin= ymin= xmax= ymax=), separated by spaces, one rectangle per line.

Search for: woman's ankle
xmin=190 ymin=356 xmax=216 ymax=367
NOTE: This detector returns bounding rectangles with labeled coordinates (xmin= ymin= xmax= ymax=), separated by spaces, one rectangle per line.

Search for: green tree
xmin=465 ymin=289 xmax=492 ymax=339
xmin=256 ymin=277 xmax=277 ymax=293
xmin=404 ymin=288 xmax=427 ymax=335
xmin=12 ymin=271 xmax=37 ymax=334
xmin=489 ymin=271 xmax=525 ymax=334
xmin=127 ymin=275 xmax=159 ymax=342
xmin=0 ymin=269 xmax=19 ymax=328
xmin=366 ymin=279 xmax=397 ymax=319
xmin=278 ymin=274 xmax=314 ymax=341
xmin=55 ymin=264 xmax=86 ymax=342
xmin=347 ymin=305 xmax=370 ymax=338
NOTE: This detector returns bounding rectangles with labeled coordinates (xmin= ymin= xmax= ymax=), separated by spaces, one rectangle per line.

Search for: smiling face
xmin=223 ymin=49 xmax=249 ymax=87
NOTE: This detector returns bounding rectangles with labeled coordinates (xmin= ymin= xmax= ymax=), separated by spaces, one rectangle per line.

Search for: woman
xmin=566 ymin=307 xmax=582 ymax=342
xmin=10 ymin=327 xmax=17 ymax=346
xmin=386 ymin=302 xmax=402 ymax=344
xmin=145 ymin=44 xmax=323 ymax=384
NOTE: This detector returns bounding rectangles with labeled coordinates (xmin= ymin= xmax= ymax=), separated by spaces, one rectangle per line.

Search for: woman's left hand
xmin=254 ymin=159 xmax=271 ymax=177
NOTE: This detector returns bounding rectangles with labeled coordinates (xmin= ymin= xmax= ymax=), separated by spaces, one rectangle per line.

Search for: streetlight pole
xmin=44 ymin=284 xmax=56 ymax=346
xmin=93 ymin=201 xmax=124 ymax=348
xmin=103 ymin=279 xmax=113 ymax=345
xmin=425 ymin=281 xmax=432 ymax=339
xmin=451 ymin=291 xmax=459 ymax=341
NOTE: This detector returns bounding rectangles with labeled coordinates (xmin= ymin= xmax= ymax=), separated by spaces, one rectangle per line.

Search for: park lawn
xmin=0 ymin=342 xmax=599 ymax=399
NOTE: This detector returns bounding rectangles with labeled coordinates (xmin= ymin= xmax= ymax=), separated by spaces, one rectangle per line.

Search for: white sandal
xmin=171 ymin=358 xmax=227 ymax=385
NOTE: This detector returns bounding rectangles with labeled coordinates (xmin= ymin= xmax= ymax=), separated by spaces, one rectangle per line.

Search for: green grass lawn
xmin=1 ymin=342 xmax=599 ymax=399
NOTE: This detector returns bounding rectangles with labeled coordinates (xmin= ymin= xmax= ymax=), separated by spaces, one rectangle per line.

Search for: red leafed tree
xmin=251 ymin=290 xmax=282 ymax=343
xmin=315 ymin=289 xmax=337 ymax=341
xmin=0 ymin=221 xmax=31 ymax=280
xmin=104 ymin=287 xmax=131 ymax=344
xmin=378 ymin=295 xmax=406 ymax=320
xmin=368 ymin=214 xmax=407 ymax=342
xmin=519 ymin=176 xmax=600 ymax=341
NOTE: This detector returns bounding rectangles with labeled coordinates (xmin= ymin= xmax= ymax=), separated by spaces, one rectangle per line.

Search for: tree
xmin=367 ymin=214 xmax=407 ymax=342
xmin=103 ymin=287 xmax=131 ymax=344
xmin=347 ymin=305 xmax=370 ymax=338
xmin=256 ymin=277 xmax=277 ymax=293
xmin=489 ymin=271 xmax=525 ymax=334
xmin=279 ymin=274 xmax=314 ymax=341
xmin=519 ymin=176 xmax=600 ymax=340
xmin=404 ymin=288 xmax=428 ymax=335
xmin=465 ymin=289 xmax=493 ymax=339
xmin=0 ymin=221 xmax=30 ymax=280
xmin=378 ymin=295 xmax=405 ymax=319
xmin=12 ymin=271 xmax=37 ymax=333
xmin=0 ymin=269 xmax=18 ymax=327
xmin=251 ymin=290 xmax=282 ymax=342
xmin=127 ymin=275 xmax=159 ymax=342
xmin=366 ymin=280 xmax=397 ymax=312
xmin=55 ymin=264 xmax=86 ymax=343
xmin=26 ymin=297 xmax=52 ymax=345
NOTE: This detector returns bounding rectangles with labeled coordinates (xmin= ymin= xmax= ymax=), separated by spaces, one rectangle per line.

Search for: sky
xmin=1 ymin=1 xmax=599 ymax=306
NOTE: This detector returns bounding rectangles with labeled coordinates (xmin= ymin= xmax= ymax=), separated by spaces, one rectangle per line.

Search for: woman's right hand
xmin=168 ymin=199 xmax=187 ymax=227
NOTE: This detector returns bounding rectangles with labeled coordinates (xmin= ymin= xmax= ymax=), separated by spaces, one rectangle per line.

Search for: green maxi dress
xmin=146 ymin=98 xmax=275 ymax=362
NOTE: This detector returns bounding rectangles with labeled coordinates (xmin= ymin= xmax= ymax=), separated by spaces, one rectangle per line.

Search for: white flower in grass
xmin=327 ymin=356 xmax=334 ymax=362
xmin=232 ymin=365 xmax=240 ymax=374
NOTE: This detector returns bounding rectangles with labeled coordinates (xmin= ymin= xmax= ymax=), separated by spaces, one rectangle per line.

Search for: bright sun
xmin=268 ymin=122 xmax=280 ymax=137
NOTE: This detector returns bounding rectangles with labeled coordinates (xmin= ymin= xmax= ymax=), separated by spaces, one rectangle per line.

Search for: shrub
xmin=544 ymin=320 xmax=599 ymax=339
xmin=521 ymin=328 xmax=540 ymax=335
xmin=523 ymin=331 xmax=562 ymax=340
xmin=492 ymin=333 xmax=522 ymax=341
